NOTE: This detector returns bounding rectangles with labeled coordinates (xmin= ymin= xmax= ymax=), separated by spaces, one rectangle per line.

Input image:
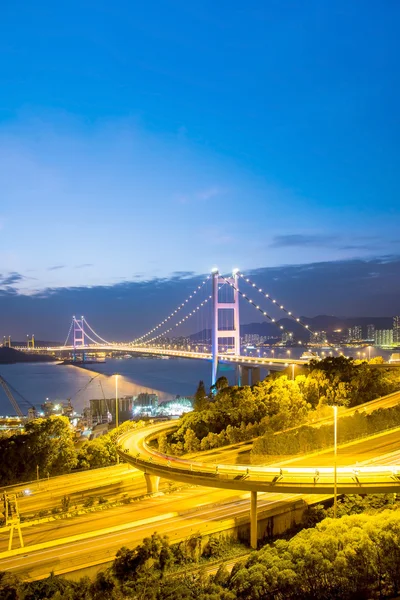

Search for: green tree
xmin=193 ymin=380 xmax=209 ymax=411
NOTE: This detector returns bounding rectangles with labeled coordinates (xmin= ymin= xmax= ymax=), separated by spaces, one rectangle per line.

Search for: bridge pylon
xmin=73 ymin=316 xmax=86 ymax=361
xmin=211 ymin=269 xmax=240 ymax=386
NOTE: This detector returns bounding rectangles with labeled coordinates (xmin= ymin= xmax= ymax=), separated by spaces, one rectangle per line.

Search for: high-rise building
xmin=375 ymin=330 xmax=394 ymax=346
xmin=347 ymin=326 xmax=362 ymax=341
xmin=281 ymin=331 xmax=293 ymax=344
xmin=393 ymin=316 xmax=400 ymax=345
xmin=310 ymin=331 xmax=327 ymax=344
xmin=367 ymin=324 xmax=375 ymax=341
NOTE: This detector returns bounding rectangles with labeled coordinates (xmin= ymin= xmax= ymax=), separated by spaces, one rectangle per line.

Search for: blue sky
xmin=1 ymin=1 xmax=399 ymax=337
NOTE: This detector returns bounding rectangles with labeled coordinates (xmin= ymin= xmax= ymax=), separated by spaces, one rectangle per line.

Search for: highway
xmin=279 ymin=428 xmax=400 ymax=468
xmin=2 ymin=464 xmax=152 ymax=516
xmin=1 ymin=389 xmax=400 ymax=580
xmin=0 ymin=491 xmax=302 ymax=580
xmin=1 ymin=423 xmax=399 ymax=579
xmin=119 ymin=422 xmax=400 ymax=495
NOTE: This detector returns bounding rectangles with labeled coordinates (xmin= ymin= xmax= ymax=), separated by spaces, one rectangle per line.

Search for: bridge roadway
xmin=14 ymin=344 xmax=400 ymax=371
xmin=118 ymin=423 xmax=400 ymax=496
xmin=15 ymin=344 xmax=309 ymax=368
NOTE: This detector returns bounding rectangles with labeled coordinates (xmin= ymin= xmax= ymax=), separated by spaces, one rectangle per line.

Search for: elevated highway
xmin=119 ymin=423 xmax=400 ymax=496
xmin=119 ymin=422 xmax=400 ymax=548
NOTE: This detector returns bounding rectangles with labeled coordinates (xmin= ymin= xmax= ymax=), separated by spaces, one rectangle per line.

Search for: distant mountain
xmin=189 ymin=315 xmax=395 ymax=342
xmin=0 ymin=348 xmax=58 ymax=364
xmin=11 ymin=340 xmax=61 ymax=347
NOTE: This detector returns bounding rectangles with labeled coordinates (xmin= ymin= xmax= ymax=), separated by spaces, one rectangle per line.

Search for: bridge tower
xmin=27 ymin=334 xmax=35 ymax=349
xmin=73 ymin=316 xmax=85 ymax=361
xmin=211 ymin=269 xmax=240 ymax=386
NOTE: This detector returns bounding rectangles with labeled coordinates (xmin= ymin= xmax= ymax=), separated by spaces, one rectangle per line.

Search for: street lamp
xmin=291 ymin=363 xmax=295 ymax=381
xmin=367 ymin=346 xmax=372 ymax=361
xmin=333 ymin=405 xmax=338 ymax=518
xmin=115 ymin=374 xmax=120 ymax=464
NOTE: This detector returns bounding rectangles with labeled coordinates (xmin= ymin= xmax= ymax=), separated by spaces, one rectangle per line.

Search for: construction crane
xmin=0 ymin=375 xmax=36 ymax=418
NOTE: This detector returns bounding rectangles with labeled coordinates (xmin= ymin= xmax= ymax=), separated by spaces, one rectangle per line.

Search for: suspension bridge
xmin=12 ymin=269 xmax=330 ymax=385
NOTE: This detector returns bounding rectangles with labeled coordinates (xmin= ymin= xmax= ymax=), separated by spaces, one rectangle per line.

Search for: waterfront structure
xmin=89 ymin=396 xmax=135 ymax=425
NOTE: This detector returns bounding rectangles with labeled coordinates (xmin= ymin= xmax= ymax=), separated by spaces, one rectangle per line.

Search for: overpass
xmin=118 ymin=422 xmax=400 ymax=548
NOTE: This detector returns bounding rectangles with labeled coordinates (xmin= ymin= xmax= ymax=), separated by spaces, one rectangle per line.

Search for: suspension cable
xmin=140 ymin=295 xmax=213 ymax=347
xmin=63 ymin=319 xmax=74 ymax=347
xmin=82 ymin=317 xmax=111 ymax=345
xmin=130 ymin=275 xmax=211 ymax=345
xmin=72 ymin=320 xmax=105 ymax=346
xmin=238 ymin=272 xmax=315 ymax=335
xmin=219 ymin=275 xmax=309 ymax=339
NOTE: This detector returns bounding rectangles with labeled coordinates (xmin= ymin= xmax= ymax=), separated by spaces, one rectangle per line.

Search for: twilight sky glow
xmin=1 ymin=1 xmax=399 ymax=337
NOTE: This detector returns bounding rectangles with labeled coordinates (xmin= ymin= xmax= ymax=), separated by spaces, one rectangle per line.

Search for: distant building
xmin=367 ymin=324 xmax=376 ymax=341
xmin=89 ymin=396 xmax=134 ymax=426
xmin=134 ymin=393 xmax=158 ymax=409
xmin=347 ymin=326 xmax=362 ymax=342
xmin=158 ymin=396 xmax=193 ymax=416
xmin=375 ymin=329 xmax=394 ymax=346
xmin=393 ymin=316 xmax=400 ymax=345
xmin=41 ymin=399 xmax=74 ymax=418
xmin=310 ymin=331 xmax=327 ymax=345
xmin=331 ymin=329 xmax=346 ymax=344
xmin=281 ymin=331 xmax=293 ymax=344
xmin=242 ymin=333 xmax=260 ymax=344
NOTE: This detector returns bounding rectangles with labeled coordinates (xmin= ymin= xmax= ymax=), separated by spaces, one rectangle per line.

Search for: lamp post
xmin=115 ymin=374 xmax=120 ymax=464
xmin=333 ymin=405 xmax=338 ymax=518
xmin=367 ymin=346 xmax=372 ymax=361
xmin=291 ymin=363 xmax=295 ymax=381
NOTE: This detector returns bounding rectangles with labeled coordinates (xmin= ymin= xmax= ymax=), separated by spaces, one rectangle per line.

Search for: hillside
xmin=0 ymin=347 xmax=58 ymax=364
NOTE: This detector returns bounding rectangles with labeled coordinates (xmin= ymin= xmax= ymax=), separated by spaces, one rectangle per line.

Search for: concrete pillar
xmin=242 ymin=366 xmax=250 ymax=386
xmin=236 ymin=364 xmax=242 ymax=386
xmin=211 ymin=271 xmax=219 ymax=387
xmin=250 ymin=490 xmax=257 ymax=549
xmin=252 ymin=367 xmax=261 ymax=385
xmin=144 ymin=473 xmax=160 ymax=493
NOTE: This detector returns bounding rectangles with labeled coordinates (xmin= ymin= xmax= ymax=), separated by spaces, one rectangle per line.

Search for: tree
xmin=193 ymin=380 xmax=209 ymax=411
xmin=183 ymin=429 xmax=201 ymax=453
xmin=211 ymin=376 xmax=229 ymax=395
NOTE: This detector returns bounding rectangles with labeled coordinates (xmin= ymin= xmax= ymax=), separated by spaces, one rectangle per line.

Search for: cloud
xmin=0 ymin=272 xmax=24 ymax=286
xmin=270 ymin=234 xmax=340 ymax=248
xmin=48 ymin=265 xmax=66 ymax=271
xmin=74 ymin=264 xmax=93 ymax=269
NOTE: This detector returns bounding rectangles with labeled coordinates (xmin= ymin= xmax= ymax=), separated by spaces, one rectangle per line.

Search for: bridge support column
xmin=144 ymin=474 xmax=160 ymax=494
xmin=250 ymin=490 xmax=258 ymax=549
xmin=252 ymin=367 xmax=261 ymax=385
xmin=236 ymin=364 xmax=242 ymax=386
xmin=242 ymin=366 xmax=250 ymax=386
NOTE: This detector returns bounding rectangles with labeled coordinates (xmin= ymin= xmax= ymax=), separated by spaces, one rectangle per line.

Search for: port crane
xmin=0 ymin=375 xmax=36 ymax=418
